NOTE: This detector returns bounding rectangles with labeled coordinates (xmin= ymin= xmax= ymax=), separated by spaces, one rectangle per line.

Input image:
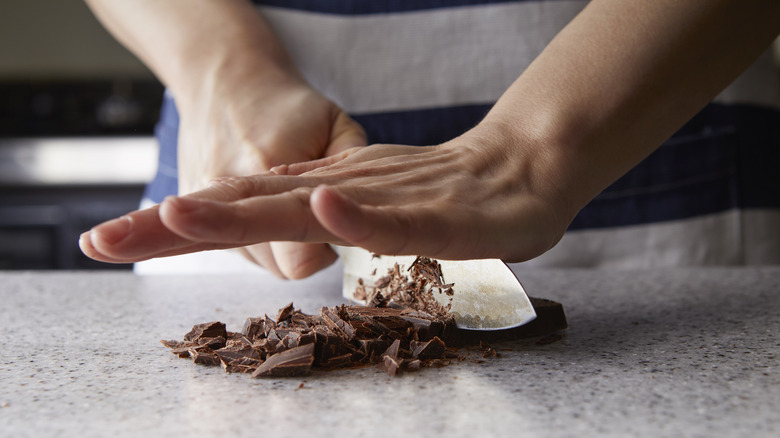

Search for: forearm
xmin=84 ymin=0 xmax=302 ymax=105
xmin=482 ymin=0 xmax=780 ymax=218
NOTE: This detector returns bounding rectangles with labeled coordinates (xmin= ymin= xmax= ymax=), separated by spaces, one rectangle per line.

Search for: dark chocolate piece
xmin=377 ymin=354 xmax=402 ymax=377
xmin=183 ymin=321 xmax=227 ymax=342
xmin=411 ymin=336 xmax=446 ymax=360
xmin=320 ymin=306 xmax=357 ymax=340
xmin=381 ymin=339 xmax=401 ymax=359
xmin=190 ymin=350 xmax=221 ymax=366
xmin=242 ymin=317 xmax=265 ymax=340
xmin=251 ymin=343 xmax=315 ymax=378
xmin=275 ymin=302 xmax=295 ymax=323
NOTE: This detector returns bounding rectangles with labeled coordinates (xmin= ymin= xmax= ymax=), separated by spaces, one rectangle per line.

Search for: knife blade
xmin=333 ymin=246 xmax=536 ymax=331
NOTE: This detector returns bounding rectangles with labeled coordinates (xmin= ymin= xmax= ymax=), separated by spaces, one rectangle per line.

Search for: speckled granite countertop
xmin=1 ymin=266 xmax=778 ymax=437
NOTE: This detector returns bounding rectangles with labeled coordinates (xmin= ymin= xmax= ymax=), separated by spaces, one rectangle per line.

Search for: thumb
xmin=326 ymin=111 xmax=367 ymax=156
xmin=310 ymin=185 xmax=447 ymax=257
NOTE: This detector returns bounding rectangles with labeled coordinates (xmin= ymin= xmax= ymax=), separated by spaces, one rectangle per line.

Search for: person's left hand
xmin=173 ymin=68 xmax=366 ymax=278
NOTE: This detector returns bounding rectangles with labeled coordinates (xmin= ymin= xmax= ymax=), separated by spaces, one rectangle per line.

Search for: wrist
xmin=170 ymin=40 xmax=306 ymax=112
xmin=451 ymin=116 xmax=581 ymax=242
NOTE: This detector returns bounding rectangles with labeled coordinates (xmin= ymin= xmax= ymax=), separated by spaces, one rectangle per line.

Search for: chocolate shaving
xmin=359 ymin=257 xmax=454 ymax=320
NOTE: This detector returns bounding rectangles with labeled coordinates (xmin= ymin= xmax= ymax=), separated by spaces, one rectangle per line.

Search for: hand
xmin=174 ymin=67 xmax=366 ymax=278
xmin=79 ymin=122 xmax=577 ymax=267
xmin=84 ymin=0 xmax=366 ymax=279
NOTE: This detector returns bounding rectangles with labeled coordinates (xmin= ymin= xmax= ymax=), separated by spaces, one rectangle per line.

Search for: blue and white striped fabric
xmin=139 ymin=0 xmax=780 ymax=273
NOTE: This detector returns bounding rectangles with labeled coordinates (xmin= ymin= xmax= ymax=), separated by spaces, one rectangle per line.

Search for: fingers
xmin=269 ymin=242 xmax=338 ymax=279
xmin=237 ymin=244 xmax=286 ymax=278
xmin=309 ymin=185 xmax=455 ymax=257
xmin=270 ymin=153 xmax=351 ymax=176
xmin=83 ymin=207 xmax=193 ymax=262
xmin=80 ymin=212 xmax=234 ymax=263
xmin=81 ymin=171 xmax=319 ymax=263
xmin=157 ymin=188 xmax=331 ymax=245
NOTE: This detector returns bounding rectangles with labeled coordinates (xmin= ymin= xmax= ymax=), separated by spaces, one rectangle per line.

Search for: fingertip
xmin=78 ymin=231 xmax=97 ymax=258
xmin=91 ymin=216 xmax=132 ymax=246
xmin=270 ymin=242 xmax=338 ymax=279
xmin=78 ymin=229 xmax=129 ymax=263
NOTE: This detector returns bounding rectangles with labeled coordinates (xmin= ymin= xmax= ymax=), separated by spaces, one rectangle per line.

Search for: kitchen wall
xmin=0 ymin=0 xmax=152 ymax=80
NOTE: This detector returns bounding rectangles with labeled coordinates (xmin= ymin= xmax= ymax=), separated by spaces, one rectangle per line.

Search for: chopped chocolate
xmin=404 ymin=359 xmax=422 ymax=371
xmin=161 ymin=257 xmax=567 ymax=378
xmin=275 ymin=302 xmax=295 ymax=323
xmin=479 ymin=343 xmax=500 ymax=358
xmin=411 ymin=336 xmax=446 ymax=360
xmin=320 ymin=353 xmax=353 ymax=369
xmin=196 ymin=336 xmax=226 ymax=351
xmin=359 ymin=257 xmax=455 ymax=321
xmin=377 ymin=354 xmax=402 ymax=377
xmin=320 ymin=306 xmax=356 ymax=340
xmin=381 ymin=339 xmax=401 ymax=360
xmin=242 ymin=317 xmax=265 ymax=340
xmin=190 ymin=350 xmax=221 ymax=366
xmin=251 ymin=343 xmax=315 ymax=378
xmin=184 ymin=321 xmax=227 ymax=342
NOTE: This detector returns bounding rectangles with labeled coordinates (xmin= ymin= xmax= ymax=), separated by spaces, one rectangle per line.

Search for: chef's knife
xmin=333 ymin=246 xmax=536 ymax=331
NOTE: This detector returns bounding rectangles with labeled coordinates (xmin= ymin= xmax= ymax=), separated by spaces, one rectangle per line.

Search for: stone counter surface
xmin=1 ymin=266 xmax=778 ymax=437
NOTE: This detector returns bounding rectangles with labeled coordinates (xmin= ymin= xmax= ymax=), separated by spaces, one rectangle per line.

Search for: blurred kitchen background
xmin=0 ymin=0 xmax=162 ymax=270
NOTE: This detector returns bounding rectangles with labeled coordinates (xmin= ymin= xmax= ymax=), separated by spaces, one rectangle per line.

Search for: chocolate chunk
xmin=223 ymin=333 xmax=253 ymax=350
xmin=275 ymin=302 xmax=295 ymax=323
xmin=320 ymin=306 xmax=356 ymax=340
xmin=160 ymin=339 xmax=187 ymax=350
xmin=404 ymin=359 xmax=422 ymax=371
xmin=160 ymin=339 xmax=194 ymax=358
xmin=321 ymin=353 xmax=353 ymax=369
xmin=251 ymin=343 xmax=315 ymax=378
xmin=281 ymin=331 xmax=301 ymax=349
xmin=242 ymin=317 xmax=265 ymax=340
xmin=217 ymin=350 xmax=263 ymax=373
xmin=312 ymin=326 xmax=345 ymax=364
xmin=377 ymin=354 xmax=402 ymax=377
xmin=190 ymin=350 xmax=221 ymax=366
xmin=382 ymin=339 xmax=401 ymax=359
xmin=196 ymin=336 xmax=226 ymax=350
xmin=298 ymin=332 xmax=316 ymax=346
xmin=183 ymin=321 xmax=227 ymax=342
xmin=411 ymin=336 xmax=446 ymax=360
xmin=357 ymin=338 xmax=391 ymax=359
xmin=399 ymin=316 xmax=444 ymax=341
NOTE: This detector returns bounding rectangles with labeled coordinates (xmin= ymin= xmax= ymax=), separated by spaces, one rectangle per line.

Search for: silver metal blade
xmin=334 ymin=246 xmax=536 ymax=331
